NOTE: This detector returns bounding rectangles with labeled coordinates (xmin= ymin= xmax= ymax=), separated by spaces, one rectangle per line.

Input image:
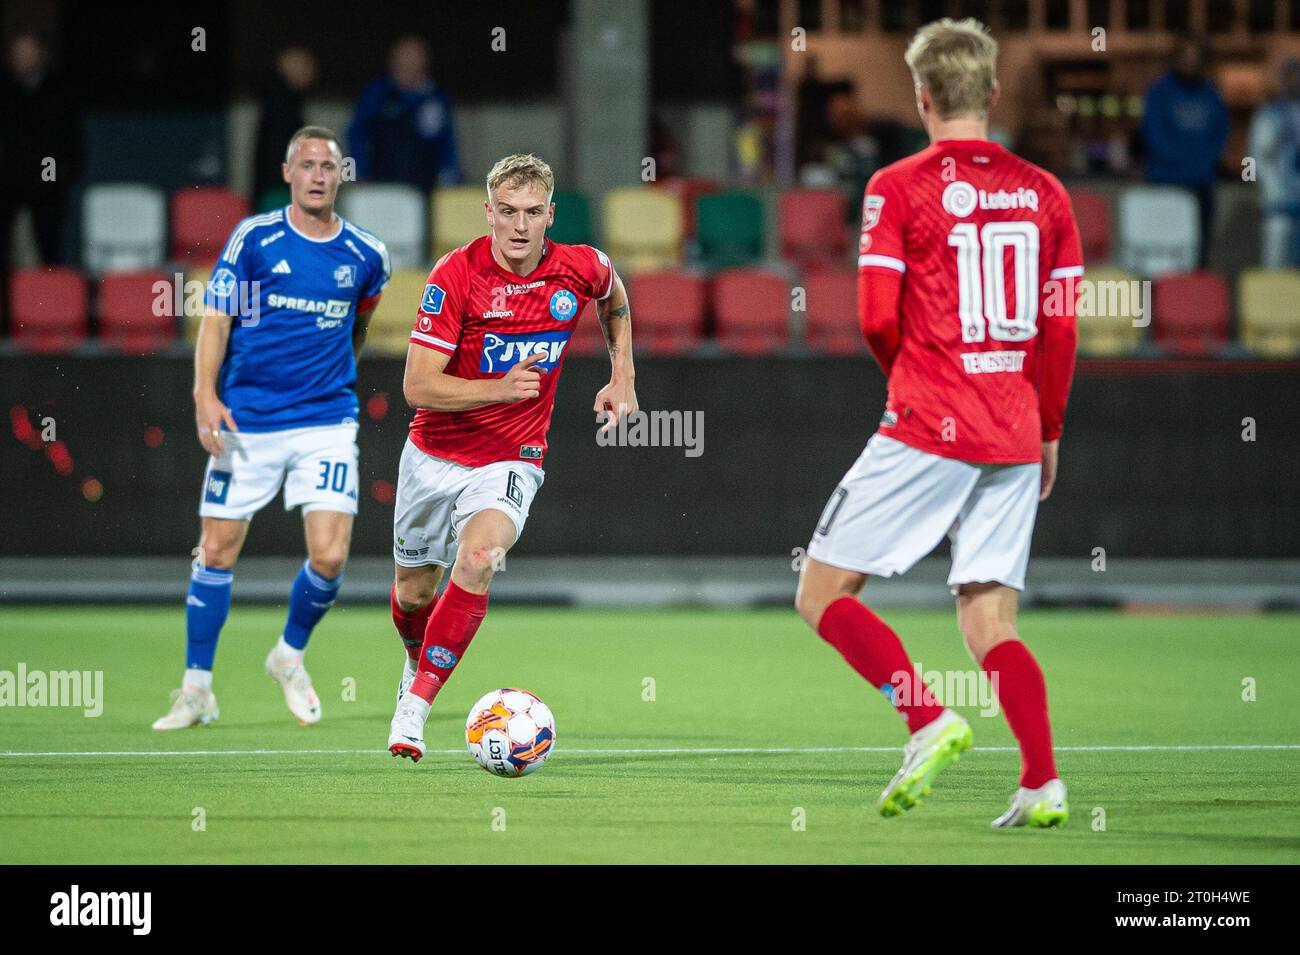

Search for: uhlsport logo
xmin=549 ymin=289 xmax=578 ymax=321
xmin=942 ymin=180 xmax=979 ymax=217
xmin=480 ymin=331 xmax=569 ymax=373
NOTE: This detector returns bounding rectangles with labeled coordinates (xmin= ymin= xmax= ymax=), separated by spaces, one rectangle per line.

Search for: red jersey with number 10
xmin=859 ymin=139 xmax=1082 ymax=464
xmin=408 ymin=235 xmax=614 ymax=468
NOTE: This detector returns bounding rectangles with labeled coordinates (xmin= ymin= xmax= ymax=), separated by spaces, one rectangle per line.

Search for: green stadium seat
xmin=696 ymin=191 xmax=764 ymax=269
xmin=548 ymin=190 xmax=592 ymax=246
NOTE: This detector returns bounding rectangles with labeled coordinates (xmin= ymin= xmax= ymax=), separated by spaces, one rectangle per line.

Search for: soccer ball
xmin=465 ymin=688 xmax=556 ymax=777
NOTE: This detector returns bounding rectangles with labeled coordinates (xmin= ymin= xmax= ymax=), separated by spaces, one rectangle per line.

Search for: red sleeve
xmin=410 ymin=251 xmax=465 ymax=356
xmin=580 ymin=245 xmax=615 ymax=300
xmin=856 ymin=170 xmax=908 ymax=375
xmin=1039 ymin=186 xmax=1083 ymax=441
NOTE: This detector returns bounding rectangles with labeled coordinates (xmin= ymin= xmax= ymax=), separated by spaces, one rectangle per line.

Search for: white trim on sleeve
xmin=1049 ymin=266 xmax=1084 ymax=279
xmin=858 ymin=254 xmax=906 ymax=272
xmin=410 ymin=331 xmax=456 ymax=353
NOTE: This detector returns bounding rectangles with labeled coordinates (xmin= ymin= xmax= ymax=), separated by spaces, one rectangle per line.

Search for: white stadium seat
xmin=1116 ymin=185 xmax=1199 ymax=278
xmin=82 ymin=183 xmax=167 ymax=275
xmin=338 ymin=183 xmax=426 ymax=270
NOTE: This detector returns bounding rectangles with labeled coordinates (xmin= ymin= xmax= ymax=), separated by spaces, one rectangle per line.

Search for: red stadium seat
xmin=9 ymin=267 xmax=90 ymax=353
xmin=1153 ymin=271 xmax=1229 ymax=356
xmin=98 ymin=271 xmax=176 ymax=354
xmin=1070 ymin=188 xmax=1111 ymax=265
xmin=568 ymin=300 xmax=607 ymax=356
xmin=712 ymin=268 xmax=790 ymax=355
xmin=802 ymin=270 xmax=863 ymax=355
xmin=170 ymin=186 xmax=250 ymax=263
xmin=625 ymin=271 xmax=706 ymax=355
xmin=779 ymin=188 xmax=849 ymax=270
xmin=657 ymin=177 xmax=720 ymax=240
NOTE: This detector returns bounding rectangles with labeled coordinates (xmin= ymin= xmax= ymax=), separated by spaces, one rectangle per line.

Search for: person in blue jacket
xmin=1142 ymin=35 xmax=1229 ymax=266
xmin=348 ymin=36 xmax=461 ymax=193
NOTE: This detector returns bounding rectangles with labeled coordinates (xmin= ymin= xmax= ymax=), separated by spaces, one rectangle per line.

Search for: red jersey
xmin=407 ymin=235 xmax=614 ymax=468
xmin=858 ymin=139 xmax=1082 ymax=464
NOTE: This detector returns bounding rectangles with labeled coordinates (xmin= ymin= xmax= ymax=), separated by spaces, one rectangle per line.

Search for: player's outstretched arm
xmin=352 ymin=301 xmax=378 ymax=362
xmin=593 ymin=272 xmax=638 ymax=432
xmin=403 ymin=343 xmax=545 ymax=412
xmin=194 ymin=306 xmax=238 ymax=456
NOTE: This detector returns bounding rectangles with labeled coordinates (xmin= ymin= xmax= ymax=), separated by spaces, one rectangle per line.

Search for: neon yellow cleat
xmin=877 ymin=709 xmax=973 ymax=817
xmin=991 ymin=778 xmax=1069 ymax=829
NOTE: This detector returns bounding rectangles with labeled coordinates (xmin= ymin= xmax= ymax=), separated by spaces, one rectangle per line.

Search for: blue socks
xmin=282 ymin=559 xmax=342 ymax=651
xmin=185 ymin=566 xmax=233 ymax=671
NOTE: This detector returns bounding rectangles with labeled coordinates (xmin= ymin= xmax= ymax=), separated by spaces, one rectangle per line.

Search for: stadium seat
xmin=778 ymin=188 xmax=849 ymax=271
xmin=1070 ymin=188 xmax=1111 ymax=264
xmin=1074 ymin=266 xmax=1145 ymax=357
xmin=9 ymin=267 xmax=89 ymax=353
xmin=339 ymin=183 xmax=426 ymax=270
xmin=1116 ymin=186 xmax=1199 ymax=278
xmin=658 ymin=177 xmax=720 ymax=239
xmin=1152 ymin=271 xmax=1229 ymax=356
xmin=82 ymin=183 xmax=167 ymax=274
xmin=625 ymin=271 xmax=707 ymax=354
xmin=802 ymin=270 xmax=863 ymax=355
xmin=1238 ymin=269 xmax=1300 ymax=358
xmin=366 ymin=268 xmax=429 ymax=357
xmin=257 ymin=185 xmax=290 ymax=213
xmin=548 ymin=190 xmax=593 ymax=246
xmin=697 ymin=191 xmax=765 ymax=270
xmin=601 ymin=187 xmax=682 ymax=274
xmin=431 ymin=185 xmax=488 ymax=260
xmin=712 ymin=268 xmax=790 ymax=354
xmin=170 ymin=186 xmax=250 ymax=264
xmin=568 ymin=299 xmax=607 ymax=356
xmin=97 ymin=271 xmax=176 ymax=354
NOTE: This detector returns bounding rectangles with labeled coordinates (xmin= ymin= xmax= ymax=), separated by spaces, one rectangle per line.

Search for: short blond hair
xmin=284 ymin=125 xmax=342 ymax=163
xmin=904 ymin=18 xmax=998 ymax=120
xmin=486 ymin=153 xmax=555 ymax=203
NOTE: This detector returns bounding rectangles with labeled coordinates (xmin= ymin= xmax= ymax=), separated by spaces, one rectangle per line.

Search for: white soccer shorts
xmin=807 ymin=434 xmax=1042 ymax=593
xmin=392 ymin=439 xmax=545 ymax=568
xmin=198 ymin=423 xmax=360 ymax=521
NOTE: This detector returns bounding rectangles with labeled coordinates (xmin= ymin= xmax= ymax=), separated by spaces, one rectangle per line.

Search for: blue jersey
xmin=204 ymin=206 xmax=390 ymax=432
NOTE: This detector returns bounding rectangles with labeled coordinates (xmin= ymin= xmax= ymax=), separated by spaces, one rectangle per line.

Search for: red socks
xmin=391 ymin=582 xmax=436 ymax=662
xmin=817 ymin=596 xmax=944 ymax=734
xmin=410 ymin=580 xmax=489 ymax=704
xmin=982 ymin=640 xmax=1057 ymax=789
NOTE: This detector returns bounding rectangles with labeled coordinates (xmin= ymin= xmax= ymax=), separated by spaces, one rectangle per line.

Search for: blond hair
xmin=486 ymin=153 xmax=555 ymax=203
xmin=904 ymin=18 xmax=998 ymax=120
xmin=284 ymin=125 xmax=342 ymax=163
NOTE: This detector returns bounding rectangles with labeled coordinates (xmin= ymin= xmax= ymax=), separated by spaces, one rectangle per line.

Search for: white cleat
xmin=877 ymin=708 xmax=973 ymax=817
xmin=396 ymin=656 xmax=418 ymax=706
xmin=388 ymin=692 xmax=430 ymax=762
xmin=152 ymin=687 xmax=219 ymax=731
xmin=992 ymin=778 xmax=1069 ymax=829
xmin=265 ymin=647 xmax=321 ymax=725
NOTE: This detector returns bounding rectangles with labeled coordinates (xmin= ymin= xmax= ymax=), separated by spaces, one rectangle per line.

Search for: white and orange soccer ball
xmin=465 ymin=688 xmax=556 ymax=777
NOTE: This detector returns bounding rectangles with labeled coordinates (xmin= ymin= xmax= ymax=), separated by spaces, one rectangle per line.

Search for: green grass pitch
xmin=1 ymin=605 xmax=1297 ymax=863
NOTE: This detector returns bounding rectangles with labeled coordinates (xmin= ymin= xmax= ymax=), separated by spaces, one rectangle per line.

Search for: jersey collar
xmin=284 ymin=205 xmax=343 ymax=243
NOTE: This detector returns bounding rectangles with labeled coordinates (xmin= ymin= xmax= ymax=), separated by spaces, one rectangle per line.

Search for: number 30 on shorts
xmin=316 ymin=461 xmax=350 ymax=493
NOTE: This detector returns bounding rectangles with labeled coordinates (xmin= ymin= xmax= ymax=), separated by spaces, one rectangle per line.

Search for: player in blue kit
xmin=153 ymin=126 xmax=390 ymax=730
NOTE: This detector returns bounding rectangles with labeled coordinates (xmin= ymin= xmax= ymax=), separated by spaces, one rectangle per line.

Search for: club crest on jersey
xmin=334 ymin=264 xmax=356 ymax=288
xmin=942 ymin=180 xmax=979 ymax=218
xmin=421 ymin=283 xmax=446 ymax=315
xmin=425 ymin=645 xmax=458 ymax=668
xmin=209 ymin=267 xmax=237 ymax=298
xmin=480 ymin=331 xmax=569 ymax=373
xmin=862 ymin=195 xmax=884 ymax=231
xmin=548 ymin=289 xmax=578 ymax=322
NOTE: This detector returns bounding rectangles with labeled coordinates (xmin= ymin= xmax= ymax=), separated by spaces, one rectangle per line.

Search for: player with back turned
xmin=152 ymin=126 xmax=389 ymax=731
xmin=795 ymin=19 xmax=1082 ymax=827
xmin=386 ymin=153 xmax=638 ymax=760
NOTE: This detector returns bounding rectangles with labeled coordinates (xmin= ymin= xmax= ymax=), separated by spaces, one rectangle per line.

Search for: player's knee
xmin=395 ymin=578 xmax=436 ymax=612
xmin=795 ymin=583 xmax=830 ymax=631
xmin=455 ymin=544 xmax=502 ymax=589
xmin=961 ymin=621 xmax=1016 ymax=663
xmin=197 ymin=540 xmax=237 ymax=570
xmin=309 ymin=551 xmax=347 ymax=581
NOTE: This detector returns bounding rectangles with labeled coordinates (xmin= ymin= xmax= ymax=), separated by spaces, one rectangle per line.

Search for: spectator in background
xmin=1247 ymin=58 xmax=1300 ymax=269
xmin=1141 ymin=35 xmax=1228 ymax=266
xmin=348 ymin=37 xmax=460 ymax=193
xmin=0 ymin=32 xmax=80 ymax=269
xmin=253 ymin=47 xmax=317 ymax=206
